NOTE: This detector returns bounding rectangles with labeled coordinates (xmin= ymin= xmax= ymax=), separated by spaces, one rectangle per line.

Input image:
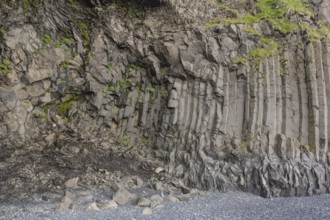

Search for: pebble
xmin=86 ymin=202 xmax=100 ymax=211
xmin=137 ymin=197 xmax=151 ymax=207
xmin=142 ymin=207 xmax=152 ymax=215
xmin=113 ymin=189 xmax=131 ymax=205
xmin=99 ymin=200 xmax=118 ymax=210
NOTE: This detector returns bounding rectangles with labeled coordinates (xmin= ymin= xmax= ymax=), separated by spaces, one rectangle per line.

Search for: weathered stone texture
xmin=1 ymin=0 xmax=330 ymax=197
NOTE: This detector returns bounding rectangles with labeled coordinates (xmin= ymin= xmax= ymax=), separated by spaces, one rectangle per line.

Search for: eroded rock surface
xmin=1 ymin=0 xmax=330 ymax=199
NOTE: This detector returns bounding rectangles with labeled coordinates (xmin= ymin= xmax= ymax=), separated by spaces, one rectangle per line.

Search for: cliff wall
xmin=1 ymin=0 xmax=330 ymax=197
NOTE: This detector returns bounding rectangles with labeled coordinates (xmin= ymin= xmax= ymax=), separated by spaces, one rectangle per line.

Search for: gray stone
xmin=142 ymin=207 xmax=152 ymax=215
xmin=111 ymin=182 xmax=125 ymax=192
xmin=86 ymin=202 xmax=99 ymax=211
xmin=123 ymin=105 xmax=135 ymax=118
xmin=167 ymin=196 xmax=179 ymax=203
xmin=26 ymin=82 xmax=46 ymax=97
xmin=112 ymin=189 xmax=131 ymax=205
xmin=220 ymin=37 xmax=238 ymax=51
xmin=56 ymin=196 xmax=74 ymax=211
xmin=39 ymin=93 xmax=52 ymax=104
xmin=0 ymin=125 xmax=8 ymax=138
xmin=4 ymin=112 xmax=18 ymax=132
xmin=24 ymin=47 xmax=65 ymax=83
xmin=132 ymin=177 xmax=144 ymax=187
xmin=90 ymin=92 xmax=103 ymax=110
xmin=154 ymin=167 xmax=165 ymax=174
xmin=150 ymin=195 xmax=164 ymax=208
xmin=0 ymin=88 xmax=17 ymax=110
xmin=167 ymin=99 xmax=179 ymax=109
xmin=137 ymin=197 xmax=151 ymax=207
xmin=99 ymin=200 xmax=118 ymax=209
xmin=87 ymin=81 xmax=103 ymax=93
xmin=178 ymin=194 xmax=191 ymax=202
xmin=26 ymin=66 xmax=53 ymax=84
xmin=320 ymin=3 xmax=330 ymax=26
xmin=5 ymin=25 xmax=41 ymax=52
xmin=153 ymin=182 xmax=163 ymax=191
xmin=64 ymin=177 xmax=79 ymax=189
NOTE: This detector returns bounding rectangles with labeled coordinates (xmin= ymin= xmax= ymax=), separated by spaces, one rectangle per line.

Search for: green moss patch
xmin=57 ymin=94 xmax=78 ymax=117
xmin=0 ymin=28 xmax=4 ymax=43
xmin=0 ymin=59 xmax=12 ymax=74
xmin=43 ymin=34 xmax=53 ymax=45
xmin=208 ymin=0 xmax=330 ymax=65
xmin=77 ymin=22 xmax=90 ymax=46
xmin=234 ymin=37 xmax=282 ymax=64
xmin=210 ymin=0 xmax=314 ymax=34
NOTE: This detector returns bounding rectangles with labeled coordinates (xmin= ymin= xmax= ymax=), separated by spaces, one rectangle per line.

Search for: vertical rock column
xmin=305 ymin=43 xmax=320 ymax=161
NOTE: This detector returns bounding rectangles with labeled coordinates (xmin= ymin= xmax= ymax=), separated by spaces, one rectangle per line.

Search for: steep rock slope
xmin=1 ymin=0 xmax=330 ymax=197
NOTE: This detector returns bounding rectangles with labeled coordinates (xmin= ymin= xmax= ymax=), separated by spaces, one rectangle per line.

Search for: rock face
xmin=1 ymin=0 xmax=330 ymax=197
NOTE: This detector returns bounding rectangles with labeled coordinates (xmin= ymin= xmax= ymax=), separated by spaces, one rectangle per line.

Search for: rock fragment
xmin=153 ymin=182 xmax=163 ymax=190
xmin=137 ymin=197 xmax=151 ymax=207
xmin=142 ymin=207 xmax=152 ymax=215
xmin=112 ymin=182 xmax=125 ymax=192
xmin=56 ymin=196 xmax=74 ymax=211
xmin=167 ymin=196 xmax=179 ymax=203
xmin=64 ymin=177 xmax=79 ymax=189
xmin=178 ymin=194 xmax=191 ymax=202
xmin=150 ymin=194 xmax=164 ymax=208
xmin=155 ymin=167 xmax=165 ymax=174
xmin=113 ymin=188 xmax=131 ymax=205
xmin=99 ymin=200 xmax=118 ymax=209
xmin=132 ymin=176 xmax=144 ymax=187
xmin=86 ymin=202 xmax=100 ymax=211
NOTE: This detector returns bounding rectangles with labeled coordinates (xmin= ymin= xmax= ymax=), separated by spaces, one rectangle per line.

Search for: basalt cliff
xmin=1 ymin=0 xmax=330 ymax=199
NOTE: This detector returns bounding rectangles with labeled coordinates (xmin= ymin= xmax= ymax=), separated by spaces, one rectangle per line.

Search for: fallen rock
xmin=78 ymin=194 xmax=94 ymax=203
xmin=137 ymin=197 xmax=151 ymax=207
xmin=171 ymin=180 xmax=191 ymax=194
xmin=155 ymin=167 xmax=165 ymax=174
xmin=153 ymin=182 xmax=163 ymax=191
xmin=150 ymin=194 xmax=164 ymax=208
xmin=56 ymin=196 xmax=74 ymax=211
xmin=142 ymin=207 xmax=152 ymax=215
xmin=132 ymin=176 xmax=144 ymax=187
xmin=198 ymin=191 xmax=208 ymax=197
xmin=113 ymin=188 xmax=131 ymax=205
xmin=86 ymin=202 xmax=100 ymax=211
xmin=99 ymin=200 xmax=118 ymax=209
xmin=167 ymin=196 xmax=180 ymax=203
xmin=111 ymin=182 xmax=125 ymax=192
xmin=178 ymin=194 xmax=191 ymax=202
xmin=64 ymin=177 xmax=79 ymax=189
xmin=180 ymin=186 xmax=190 ymax=194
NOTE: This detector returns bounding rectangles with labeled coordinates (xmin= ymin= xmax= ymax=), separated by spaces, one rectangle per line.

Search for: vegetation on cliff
xmin=208 ymin=0 xmax=330 ymax=64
